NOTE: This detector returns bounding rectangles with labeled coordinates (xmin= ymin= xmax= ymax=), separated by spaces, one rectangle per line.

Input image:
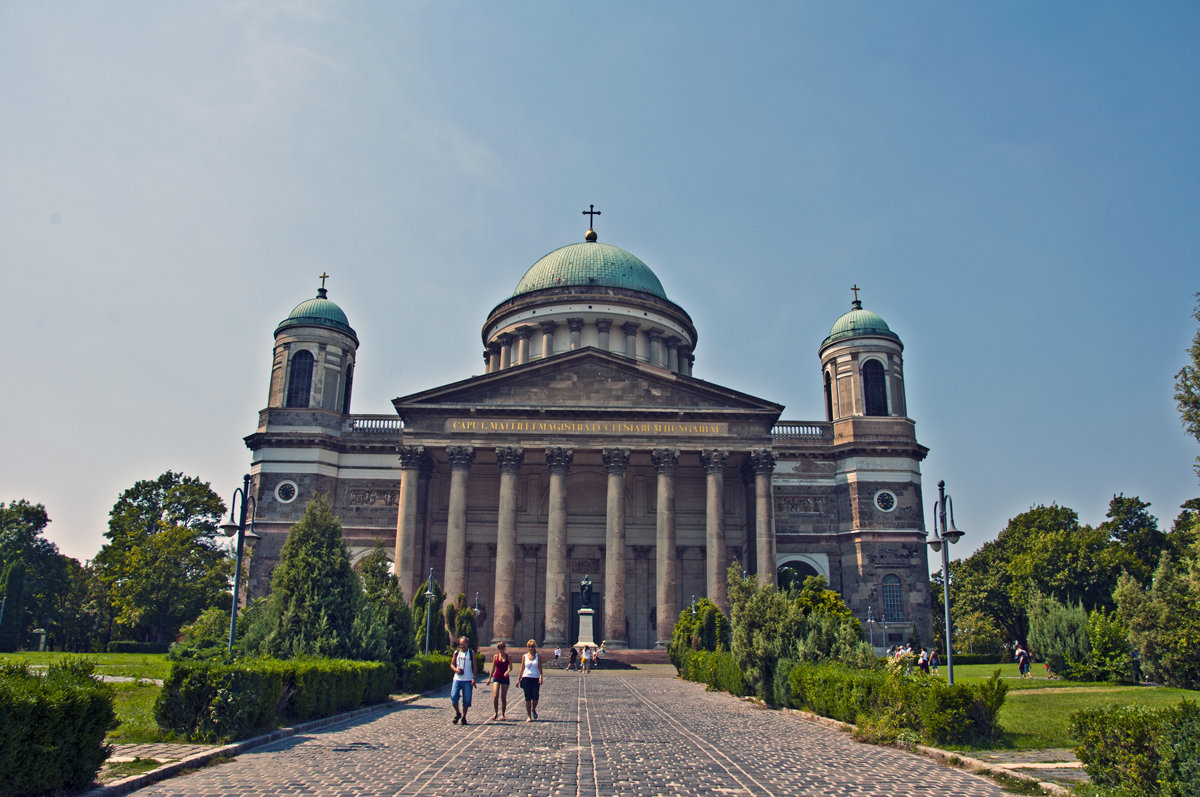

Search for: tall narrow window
xmin=285 ymin=350 xmax=314 ymax=408
xmin=342 ymin=362 xmax=354 ymax=414
xmin=824 ymin=371 xmax=834 ymax=421
xmin=881 ymin=574 xmax=904 ymax=622
xmin=862 ymin=359 xmax=887 ymax=416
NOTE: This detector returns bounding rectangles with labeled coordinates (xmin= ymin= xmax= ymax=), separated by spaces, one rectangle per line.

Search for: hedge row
xmin=676 ymin=649 xmax=751 ymax=697
xmin=1069 ymin=701 xmax=1200 ymax=796
xmin=400 ymin=653 xmax=454 ymax=693
xmin=676 ymin=650 xmax=1006 ymax=747
xmin=0 ymin=659 xmax=116 ymax=797
xmin=155 ymin=657 xmax=395 ymax=743
xmin=107 ymin=640 xmax=171 ymax=654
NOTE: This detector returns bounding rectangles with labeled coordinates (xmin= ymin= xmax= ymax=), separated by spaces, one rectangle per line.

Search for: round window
xmin=874 ymin=490 xmax=896 ymax=513
xmin=275 ymin=480 xmax=298 ymax=504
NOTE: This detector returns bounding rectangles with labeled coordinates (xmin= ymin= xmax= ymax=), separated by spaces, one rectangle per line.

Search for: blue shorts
xmin=450 ymin=679 xmax=473 ymax=706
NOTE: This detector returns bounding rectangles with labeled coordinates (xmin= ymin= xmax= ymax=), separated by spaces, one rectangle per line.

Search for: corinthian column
xmin=492 ymin=446 xmax=525 ymax=644
xmin=394 ymin=445 xmax=425 ymax=600
xmin=651 ymin=448 xmax=679 ymax=648
xmin=701 ymin=449 xmax=729 ymax=613
xmin=543 ymin=447 xmax=573 ymax=647
xmin=749 ymin=449 xmax=777 ymax=587
xmin=443 ymin=446 xmax=475 ymax=605
xmin=602 ymin=447 xmax=630 ymax=648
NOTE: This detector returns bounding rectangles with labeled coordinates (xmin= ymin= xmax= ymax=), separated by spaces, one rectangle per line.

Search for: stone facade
xmin=243 ymin=240 xmax=933 ymax=649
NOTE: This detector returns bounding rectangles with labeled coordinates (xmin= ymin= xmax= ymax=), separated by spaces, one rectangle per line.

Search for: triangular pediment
xmin=392 ymin=348 xmax=783 ymax=418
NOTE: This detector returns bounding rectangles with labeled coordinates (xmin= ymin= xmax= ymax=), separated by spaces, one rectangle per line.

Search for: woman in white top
xmin=518 ymin=639 xmax=544 ymax=721
xmin=581 ymin=644 xmax=593 ymax=674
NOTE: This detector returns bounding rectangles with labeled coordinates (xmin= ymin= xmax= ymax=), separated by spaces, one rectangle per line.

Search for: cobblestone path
xmin=127 ymin=666 xmax=1011 ymax=796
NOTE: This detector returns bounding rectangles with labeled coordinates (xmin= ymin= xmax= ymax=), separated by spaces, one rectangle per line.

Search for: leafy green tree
xmin=1071 ymin=608 xmax=1132 ymax=682
xmin=1115 ymin=548 xmax=1200 ymax=689
xmin=0 ymin=561 xmax=27 ymax=651
xmin=1 ymin=500 xmax=77 ymax=648
xmin=93 ymin=472 xmax=230 ymax=643
xmin=412 ymin=574 xmax=449 ymax=654
xmin=356 ymin=542 xmax=416 ymax=667
xmin=1101 ymin=494 xmax=1168 ymax=584
xmin=445 ymin=593 xmax=478 ymax=652
xmin=1175 ymin=294 xmax=1200 ymax=480
xmin=243 ymin=494 xmax=364 ymax=659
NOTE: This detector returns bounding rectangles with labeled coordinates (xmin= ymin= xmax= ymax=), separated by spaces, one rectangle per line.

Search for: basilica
xmin=241 ymin=217 xmax=933 ymax=649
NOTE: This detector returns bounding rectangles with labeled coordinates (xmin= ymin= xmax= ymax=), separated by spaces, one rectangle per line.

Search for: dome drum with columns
xmin=242 ymin=214 xmax=933 ymax=651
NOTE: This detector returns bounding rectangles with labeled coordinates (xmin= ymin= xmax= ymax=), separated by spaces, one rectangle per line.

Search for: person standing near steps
xmin=450 ymin=636 xmax=477 ymax=725
xmin=519 ymin=640 xmax=544 ymax=721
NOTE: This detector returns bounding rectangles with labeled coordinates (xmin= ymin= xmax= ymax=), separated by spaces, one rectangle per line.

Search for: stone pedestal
xmin=575 ymin=608 xmax=597 ymax=649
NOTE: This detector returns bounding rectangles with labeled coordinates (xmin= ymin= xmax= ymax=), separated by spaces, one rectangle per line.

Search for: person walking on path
xmin=554 ymin=647 xmax=562 ymax=667
xmin=929 ymin=648 xmax=940 ymax=676
xmin=519 ymin=640 xmax=544 ymax=722
xmin=486 ymin=641 xmax=511 ymax=721
xmin=581 ymin=644 xmax=593 ymax=674
xmin=567 ymin=646 xmax=579 ymax=671
xmin=450 ymin=636 xmax=477 ymax=725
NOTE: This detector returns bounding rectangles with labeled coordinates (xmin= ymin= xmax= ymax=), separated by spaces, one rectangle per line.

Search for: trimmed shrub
xmin=1070 ymin=700 xmax=1200 ymax=797
xmin=0 ymin=659 xmax=117 ymax=796
xmin=676 ymin=649 xmax=750 ymax=697
xmin=107 ymin=640 xmax=171 ymax=654
xmin=154 ymin=657 xmax=394 ymax=743
xmin=400 ymin=653 xmax=453 ymax=694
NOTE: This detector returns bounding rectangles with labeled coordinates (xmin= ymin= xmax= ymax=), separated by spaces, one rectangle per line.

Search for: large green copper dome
xmin=513 ymin=240 xmax=667 ymax=299
xmin=275 ymin=288 xmax=357 ymax=338
xmin=822 ymin=300 xmax=901 ymax=348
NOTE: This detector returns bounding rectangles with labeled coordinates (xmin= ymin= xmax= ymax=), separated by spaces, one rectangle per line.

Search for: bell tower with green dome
xmin=819 ymin=289 xmax=907 ymax=422
xmin=267 ymin=278 xmax=359 ymax=413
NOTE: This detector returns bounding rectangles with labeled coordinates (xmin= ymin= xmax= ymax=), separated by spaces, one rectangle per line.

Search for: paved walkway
xmin=120 ymin=665 xmax=1013 ymax=796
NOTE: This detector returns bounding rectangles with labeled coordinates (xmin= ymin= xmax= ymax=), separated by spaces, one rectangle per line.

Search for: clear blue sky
xmin=2 ymin=2 xmax=1197 ymax=568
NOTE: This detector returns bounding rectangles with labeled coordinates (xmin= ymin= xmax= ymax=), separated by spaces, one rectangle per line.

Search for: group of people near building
xmin=887 ymin=643 xmax=940 ymax=676
xmin=449 ymin=637 xmax=549 ymax=725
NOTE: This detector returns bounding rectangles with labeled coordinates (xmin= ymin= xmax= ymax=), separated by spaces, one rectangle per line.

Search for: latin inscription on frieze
xmin=776 ymin=496 xmax=824 ymax=514
xmin=347 ymin=489 xmax=400 ymax=507
xmin=445 ymin=418 xmax=729 ymax=436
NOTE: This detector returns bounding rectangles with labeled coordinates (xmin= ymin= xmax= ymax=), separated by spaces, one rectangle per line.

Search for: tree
xmin=243 ymin=494 xmax=364 ymax=659
xmin=0 ymin=561 xmax=27 ymax=651
xmin=1115 ymin=548 xmax=1200 ymax=689
xmin=1 ymin=500 xmax=75 ymax=648
xmin=412 ymin=574 xmax=449 ymax=654
xmin=93 ymin=472 xmax=230 ymax=643
xmin=1175 ymin=294 xmax=1200 ymax=479
xmin=356 ymin=542 xmax=416 ymax=667
xmin=1026 ymin=592 xmax=1089 ymax=676
xmin=1101 ymin=494 xmax=1167 ymax=584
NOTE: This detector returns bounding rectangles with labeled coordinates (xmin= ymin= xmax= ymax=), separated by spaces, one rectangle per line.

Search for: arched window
xmin=285 ymin=350 xmax=314 ymax=408
xmin=342 ymin=362 xmax=354 ymax=414
xmin=862 ymin=359 xmax=887 ymax=416
xmin=824 ymin=371 xmax=834 ymax=421
xmin=778 ymin=560 xmax=822 ymax=591
xmin=881 ymin=574 xmax=904 ymax=622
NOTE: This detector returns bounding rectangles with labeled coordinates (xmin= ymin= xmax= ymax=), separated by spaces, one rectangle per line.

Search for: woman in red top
xmin=486 ymin=641 xmax=512 ymax=721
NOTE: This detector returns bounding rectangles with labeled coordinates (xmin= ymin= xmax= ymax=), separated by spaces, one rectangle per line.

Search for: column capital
xmin=749 ymin=449 xmax=777 ymax=475
xmin=398 ymin=445 xmax=426 ymax=469
xmin=646 ymin=328 xmax=663 ymax=342
xmin=496 ymin=446 xmax=525 ymax=472
xmin=664 ymin=336 xmax=681 ymax=351
xmin=545 ymin=447 xmax=574 ymax=472
xmin=446 ymin=445 xmax=476 ymax=469
xmin=602 ymin=447 xmax=631 ymax=474
xmin=498 ymin=332 xmax=515 ymax=345
xmin=621 ymin=321 xmax=640 ymax=335
xmin=567 ymin=317 xmax=585 ymax=332
xmin=516 ymin=325 xmax=536 ymax=340
xmin=596 ymin=318 xmax=613 ymax=333
xmin=539 ymin=320 xmax=558 ymax=334
xmin=700 ymin=449 xmax=729 ymax=474
xmin=650 ymin=448 xmax=680 ymax=474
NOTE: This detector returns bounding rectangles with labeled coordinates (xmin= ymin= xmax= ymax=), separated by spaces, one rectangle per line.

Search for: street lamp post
xmin=219 ymin=473 xmax=261 ymax=660
xmin=927 ymin=479 xmax=965 ymax=684
xmin=867 ymin=606 xmax=877 ymax=650
xmin=424 ymin=569 xmax=436 ymax=655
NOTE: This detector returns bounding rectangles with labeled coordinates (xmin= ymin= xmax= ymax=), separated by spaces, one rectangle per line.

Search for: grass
xmin=99 ymin=758 xmax=162 ymax=782
xmin=997 ymin=685 xmax=1197 ymax=750
xmin=108 ymin=680 xmax=173 ymax=744
xmin=0 ymin=651 xmax=173 ymax=680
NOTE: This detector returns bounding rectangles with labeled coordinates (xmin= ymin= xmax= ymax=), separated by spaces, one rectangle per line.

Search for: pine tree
xmin=247 ymin=494 xmax=363 ymax=659
xmin=412 ymin=575 xmax=448 ymax=654
xmin=356 ymin=542 xmax=416 ymax=667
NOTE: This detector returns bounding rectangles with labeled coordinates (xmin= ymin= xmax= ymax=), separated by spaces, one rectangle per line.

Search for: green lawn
xmin=1 ymin=652 xmax=177 ymax=744
xmin=0 ymin=651 xmax=172 ymax=681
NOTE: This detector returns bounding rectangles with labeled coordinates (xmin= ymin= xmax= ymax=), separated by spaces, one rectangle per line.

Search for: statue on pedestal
xmin=580 ymin=575 xmax=593 ymax=608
